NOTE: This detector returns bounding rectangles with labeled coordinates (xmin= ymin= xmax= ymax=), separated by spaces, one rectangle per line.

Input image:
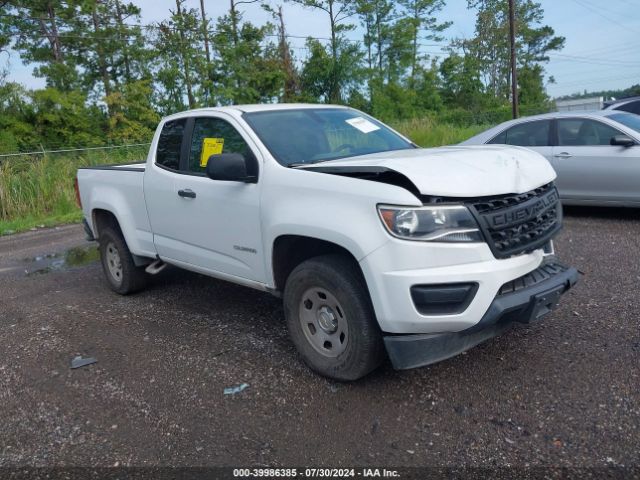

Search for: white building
xmin=556 ymin=97 xmax=604 ymax=112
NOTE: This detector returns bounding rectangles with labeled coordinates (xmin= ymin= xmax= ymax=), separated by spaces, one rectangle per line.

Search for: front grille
xmin=498 ymin=262 xmax=569 ymax=296
xmin=468 ymin=183 xmax=562 ymax=258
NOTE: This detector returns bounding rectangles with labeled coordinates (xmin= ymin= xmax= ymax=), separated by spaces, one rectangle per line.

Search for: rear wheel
xmin=283 ymin=254 xmax=384 ymax=381
xmin=98 ymin=227 xmax=147 ymax=295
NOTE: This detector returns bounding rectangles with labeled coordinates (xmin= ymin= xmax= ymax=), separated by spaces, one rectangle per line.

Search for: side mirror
xmin=610 ymin=135 xmax=636 ymax=147
xmin=205 ymin=153 xmax=257 ymax=183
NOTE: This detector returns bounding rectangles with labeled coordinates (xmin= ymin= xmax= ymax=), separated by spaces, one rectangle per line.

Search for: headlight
xmin=378 ymin=205 xmax=483 ymax=242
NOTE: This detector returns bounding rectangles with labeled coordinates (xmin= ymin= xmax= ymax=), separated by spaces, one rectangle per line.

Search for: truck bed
xmin=77 ymin=161 xmax=155 ymax=258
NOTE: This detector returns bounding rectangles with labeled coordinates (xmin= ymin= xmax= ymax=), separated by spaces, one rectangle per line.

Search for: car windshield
xmin=609 ymin=113 xmax=640 ymax=134
xmin=243 ymin=108 xmax=415 ymax=166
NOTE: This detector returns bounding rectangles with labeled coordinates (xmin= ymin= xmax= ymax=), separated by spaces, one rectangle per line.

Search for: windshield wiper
xmin=288 ymin=159 xmax=332 ymax=168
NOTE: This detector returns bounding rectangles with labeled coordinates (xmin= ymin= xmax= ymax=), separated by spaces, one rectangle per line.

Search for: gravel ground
xmin=0 ymin=209 xmax=638 ymax=472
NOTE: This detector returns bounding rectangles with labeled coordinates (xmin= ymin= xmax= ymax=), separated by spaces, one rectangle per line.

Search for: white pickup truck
xmin=76 ymin=104 xmax=578 ymax=380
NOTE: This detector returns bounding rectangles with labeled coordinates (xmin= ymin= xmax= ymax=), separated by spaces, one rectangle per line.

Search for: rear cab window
xmin=156 ymin=119 xmax=186 ymax=170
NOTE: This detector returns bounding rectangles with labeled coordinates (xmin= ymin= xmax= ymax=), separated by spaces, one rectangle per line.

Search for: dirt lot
xmin=0 ymin=208 xmax=638 ymax=472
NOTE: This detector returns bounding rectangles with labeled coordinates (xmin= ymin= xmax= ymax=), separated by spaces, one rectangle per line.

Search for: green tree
xmin=28 ymin=88 xmax=104 ymax=147
xmin=355 ymin=0 xmax=394 ymax=76
xmin=151 ymin=0 xmax=204 ymax=112
xmin=104 ymin=79 xmax=159 ymax=143
xmin=263 ymin=4 xmax=301 ymax=102
xmin=439 ymin=53 xmax=487 ymax=109
xmin=3 ymin=1 xmax=82 ymax=91
xmin=398 ymin=0 xmax=450 ymax=82
xmin=463 ymin=0 xmax=564 ymax=103
xmin=288 ymin=0 xmax=358 ymax=103
xmin=211 ymin=9 xmax=283 ymax=105
xmin=517 ymin=64 xmax=549 ymax=107
xmin=299 ymin=36 xmax=363 ymax=104
xmin=0 ymin=80 xmax=33 ymax=153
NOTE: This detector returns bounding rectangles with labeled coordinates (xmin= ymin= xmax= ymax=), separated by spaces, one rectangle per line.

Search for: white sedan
xmin=461 ymin=111 xmax=640 ymax=207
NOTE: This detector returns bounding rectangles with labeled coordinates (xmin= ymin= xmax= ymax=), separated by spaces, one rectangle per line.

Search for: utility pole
xmin=508 ymin=0 xmax=519 ymax=119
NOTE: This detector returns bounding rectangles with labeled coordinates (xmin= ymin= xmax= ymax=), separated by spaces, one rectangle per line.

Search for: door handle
xmin=554 ymin=152 xmax=572 ymax=159
xmin=178 ymin=189 xmax=196 ymax=199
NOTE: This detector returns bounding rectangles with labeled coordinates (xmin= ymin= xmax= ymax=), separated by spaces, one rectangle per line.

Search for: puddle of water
xmin=24 ymin=245 xmax=99 ymax=275
xmin=65 ymin=246 xmax=100 ymax=266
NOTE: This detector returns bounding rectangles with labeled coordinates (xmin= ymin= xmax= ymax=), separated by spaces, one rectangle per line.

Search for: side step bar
xmin=145 ymin=259 xmax=166 ymax=275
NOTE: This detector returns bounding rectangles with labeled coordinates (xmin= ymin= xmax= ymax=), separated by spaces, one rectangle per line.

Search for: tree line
xmin=0 ymin=0 xmax=565 ymax=153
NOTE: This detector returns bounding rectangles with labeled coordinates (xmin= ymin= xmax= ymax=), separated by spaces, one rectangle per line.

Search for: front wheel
xmin=98 ymin=227 xmax=148 ymax=295
xmin=283 ymin=254 xmax=385 ymax=381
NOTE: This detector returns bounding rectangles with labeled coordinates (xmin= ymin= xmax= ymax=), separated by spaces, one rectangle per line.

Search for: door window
xmin=487 ymin=130 xmax=506 ymax=144
xmin=558 ymin=119 xmax=623 ymax=146
xmin=156 ymin=119 xmax=186 ymax=170
xmin=188 ymin=117 xmax=254 ymax=175
xmin=488 ymin=120 xmax=551 ymax=147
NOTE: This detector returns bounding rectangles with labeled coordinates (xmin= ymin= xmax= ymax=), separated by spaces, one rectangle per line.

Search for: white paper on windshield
xmin=345 ymin=117 xmax=380 ymax=133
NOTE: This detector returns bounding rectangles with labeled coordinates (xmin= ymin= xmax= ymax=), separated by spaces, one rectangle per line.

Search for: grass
xmin=392 ymin=117 xmax=489 ymax=147
xmin=0 ymin=146 xmax=147 ymax=235
xmin=0 ymin=119 xmax=488 ymax=235
xmin=0 ymin=211 xmax=83 ymax=235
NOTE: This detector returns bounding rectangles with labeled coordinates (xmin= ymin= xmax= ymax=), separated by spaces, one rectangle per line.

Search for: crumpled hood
xmin=300 ymin=145 xmax=557 ymax=197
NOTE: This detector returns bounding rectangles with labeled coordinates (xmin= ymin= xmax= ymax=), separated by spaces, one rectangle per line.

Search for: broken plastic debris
xmin=70 ymin=355 xmax=97 ymax=369
xmin=224 ymin=383 xmax=249 ymax=395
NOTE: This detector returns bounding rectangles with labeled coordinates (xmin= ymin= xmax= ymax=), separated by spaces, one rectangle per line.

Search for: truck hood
xmin=299 ymin=145 xmax=557 ymax=197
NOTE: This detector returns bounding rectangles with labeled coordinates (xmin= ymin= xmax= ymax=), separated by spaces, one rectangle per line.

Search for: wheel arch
xmin=92 ymin=208 xmax=152 ymax=267
xmin=271 ymin=235 xmax=367 ymax=294
xmin=92 ymin=209 xmax=121 ymax=239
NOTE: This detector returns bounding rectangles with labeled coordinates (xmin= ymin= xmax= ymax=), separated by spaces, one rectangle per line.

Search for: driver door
xmin=144 ymin=114 xmax=265 ymax=283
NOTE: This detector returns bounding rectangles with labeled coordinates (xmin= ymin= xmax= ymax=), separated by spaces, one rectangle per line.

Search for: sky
xmin=4 ymin=0 xmax=640 ymax=99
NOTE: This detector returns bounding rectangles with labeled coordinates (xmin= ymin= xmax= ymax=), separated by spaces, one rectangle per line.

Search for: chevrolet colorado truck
xmin=76 ymin=104 xmax=579 ymax=381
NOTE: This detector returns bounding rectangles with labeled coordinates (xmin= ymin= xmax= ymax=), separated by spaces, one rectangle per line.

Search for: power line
xmin=562 ymin=41 xmax=640 ymax=58
xmin=569 ymin=0 xmax=640 ymax=35
xmin=0 ymin=143 xmax=151 ymax=158
xmin=611 ymin=0 xmax=637 ymax=8
xmin=549 ymin=53 xmax=640 ymax=67
xmin=576 ymin=0 xmax=637 ymax=20
xmin=1 ymin=24 xmax=451 ymax=51
xmin=555 ymin=72 xmax=640 ymax=89
xmin=0 ymin=10 xmax=451 ymax=48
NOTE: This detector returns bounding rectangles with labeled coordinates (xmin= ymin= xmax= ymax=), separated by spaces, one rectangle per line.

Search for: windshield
xmin=243 ymin=108 xmax=415 ymax=166
xmin=609 ymin=113 xmax=640 ymax=134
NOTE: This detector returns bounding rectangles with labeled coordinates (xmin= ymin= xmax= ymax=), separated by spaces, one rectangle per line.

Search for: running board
xmin=145 ymin=259 xmax=166 ymax=275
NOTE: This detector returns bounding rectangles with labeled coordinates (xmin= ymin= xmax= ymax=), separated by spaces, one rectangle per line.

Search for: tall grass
xmin=0 ymin=146 xmax=147 ymax=233
xmin=0 ymin=119 xmax=488 ymax=234
xmin=392 ymin=117 xmax=489 ymax=147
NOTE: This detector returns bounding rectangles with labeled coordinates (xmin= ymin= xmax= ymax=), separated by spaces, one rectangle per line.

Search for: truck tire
xmin=283 ymin=254 xmax=385 ymax=381
xmin=98 ymin=227 xmax=148 ymax=295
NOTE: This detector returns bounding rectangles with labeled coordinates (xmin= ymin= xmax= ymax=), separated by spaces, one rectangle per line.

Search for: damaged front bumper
xmin=384 ymin=262 xmax=579 ymax=370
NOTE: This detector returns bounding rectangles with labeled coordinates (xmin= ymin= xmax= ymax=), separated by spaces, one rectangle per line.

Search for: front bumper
xmin=360 ymin=238 xmax=554 ymax=334
xmin=384 ymin=262 xmax=579 ymax=370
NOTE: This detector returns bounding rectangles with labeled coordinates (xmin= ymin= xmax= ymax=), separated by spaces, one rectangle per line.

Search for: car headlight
xmin=378 ymin=205 xmax=483 ymax=242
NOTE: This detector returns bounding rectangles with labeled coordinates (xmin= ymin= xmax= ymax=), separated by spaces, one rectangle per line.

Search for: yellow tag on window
xmin=200 ymin=138 xmax=224 ymax=167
